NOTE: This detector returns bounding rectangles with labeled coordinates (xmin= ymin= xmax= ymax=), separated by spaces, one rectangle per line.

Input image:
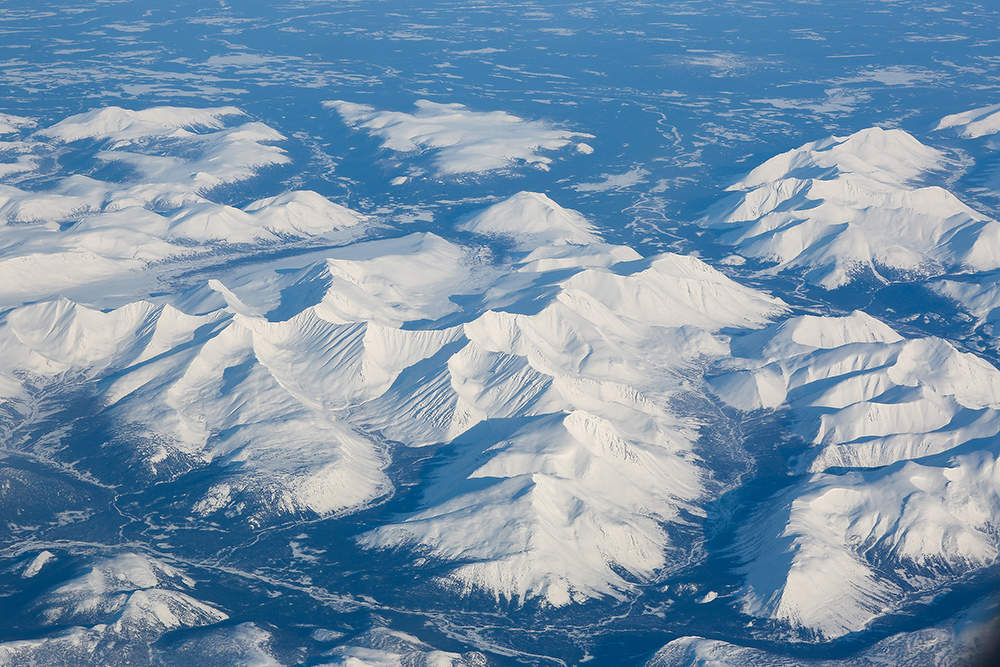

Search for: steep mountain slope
xmin=325 ymin=627 xmax=486 ymax=666
xmin=735 ymin=450 xmax=1000 ymax=639
xmin=361 ymin=249 xmax=784 ymax=605
xmin=702 ymin=128 xmax=1000 ymax=288
xmin=709 ymin=312 xmax=1000 ymax=638
xmin=5 ymin=98 xmax=1000 ymax=664
xmin=458 ymin=190 xmax=599 ymax=248
xmin=38 ymin=105 xmax=246 ymax=143
xmin=931 ymin=272 xmax=1000 ymax=342
xmin=347 ymin=199 xmax=785 ymax=605
xmin=928 ymin=102 xmax=1000 ymax=332
xmin=0 ymin=296 xmax=397 ymax=524
xmin=711 ymin=311 xmax=1000 ymax=470
xmin=0 ymin=547 xmax=475 ymax=666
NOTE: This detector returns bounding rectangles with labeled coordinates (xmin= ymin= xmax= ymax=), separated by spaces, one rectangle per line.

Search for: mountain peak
xmin=459 ymin=191 xmax=599 ymax=249
xmin=730 ymin=126 xmax=948 ymax=192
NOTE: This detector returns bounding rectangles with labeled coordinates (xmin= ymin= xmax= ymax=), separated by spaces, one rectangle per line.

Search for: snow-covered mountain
xmin=0 ymin=182 xmax=788 ymax=604
xmin=325 ymin=627 xmax=486 ymax=666
xmin=4 ymin=96 xmax=1000 ymax=665
xmin=359 ymin=231 xmax=784 ymax=605
xmin=927 ymin=104 xmax=1000 ymax=337
xmin=712 ymin=311 xmax=1000 ymax=470
xmin=0 ymin=552 xmax=227 ymax=664
xmin=702 ymin=127 xmax=1000 ymax=288
xmin=735 ymin=448 xmax=1000 ymax=639
xmin=647 ymin=597 xmax=995 ymax=667
xmin=709 ymin=311 xmax=1000 ymax=638
xmin=936 ymin=104 xmax=1000 ymax=139
xmin=0 ymin=106 xmax=367 ymax=308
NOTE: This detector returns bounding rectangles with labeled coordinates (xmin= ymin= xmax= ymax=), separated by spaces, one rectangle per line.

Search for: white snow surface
xmin=729 ymin=127 xmax=944 ymax=190
xmin=736 ymin=451 xmax=1000 ymax=639
xmin=162 ymin=622 xmax=280 ymax=667
xmin=324 ymin=99 xmax=592 ymax=175
xmin=458 ymin=191 xmax=599 ymax=249
xmin=3 ymin=100 xmax=1000 ymax=663
xmin=0 ymin=112 xmax=35 ymax=136
xmin=935 ymin=103 xmax=1000 ymax=138
xmin=704 ymin=127 xmax=1000 ymax=288
xmin=931 ymin=273 xmax=1000 ymax=325
xmin=357 ymin=227 xmax=785 ymax=605
xmin=39 ymin=553 xmax=227 ymax=632
xmin=21 ymin=551 xmax=56 ymax=578
xmin=713 ymin=311 xmax=1000 ymax=470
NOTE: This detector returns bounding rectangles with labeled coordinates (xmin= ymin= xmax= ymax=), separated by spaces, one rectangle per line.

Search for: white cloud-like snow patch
xmin=0 ymin=112 xmax=35 ymax=135
xmin=573 ymin=166 xmax=650 ymax=192
xmin=324 ymin=99 xmax=592 ymax=176
xmin=752 ymin=88 xmax=870 ymax=116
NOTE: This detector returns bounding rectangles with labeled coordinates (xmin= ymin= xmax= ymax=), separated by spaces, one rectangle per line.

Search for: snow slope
xmin=703 ymin=127 xmax=1000 ymax=288
xmin=458 ymin=190 xmax=599 ymax=248
xmin=39 ymin=105 xmax=245 ymax=143
xmin=0 ymin=297 xmax=394 ymax=524
xmin=325 ymin=627 xmax=485 ymax=666
xmin=354 ymin=200 xmax=785 ymax=605
xmin=735 ymin=449 xmax=1000 ymax=639
xmin=712 ymin=311 xmax=1000 ymax=470
xmin=0 ymin=112 xmax=35 ymax=136
xmin=931 ymin=273 xmax=1000 ymax=326
xmin=12 ymin=109 xmax=996 ymax=645
xmin=154 ymin=622 xmax=281 ymax=666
